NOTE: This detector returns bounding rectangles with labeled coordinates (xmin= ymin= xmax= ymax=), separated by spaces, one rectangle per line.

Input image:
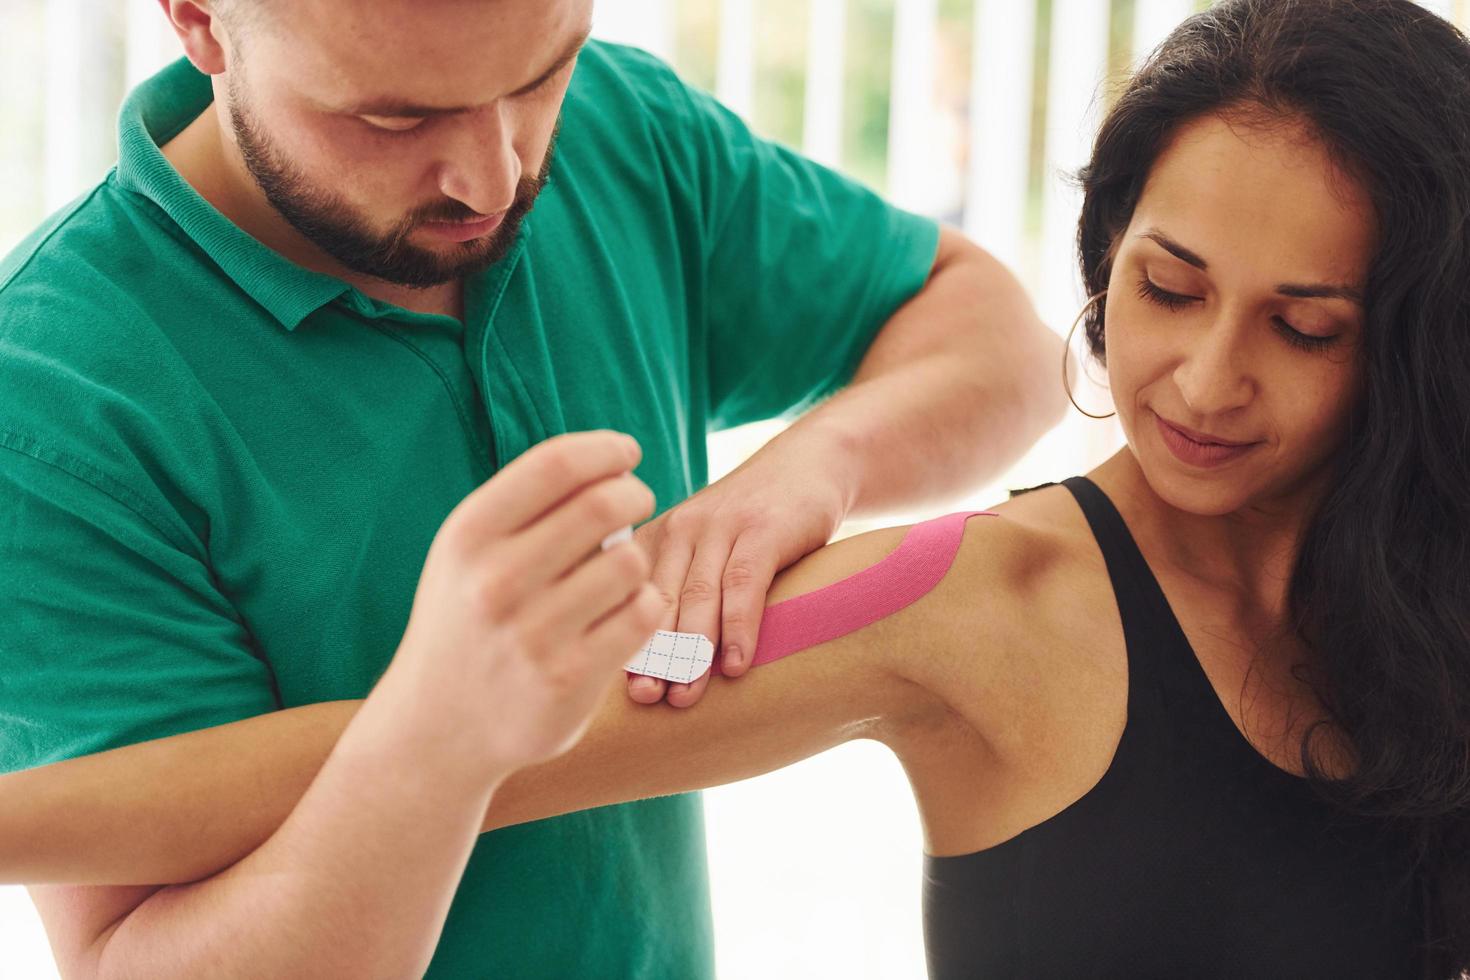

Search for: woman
xmin=4 ymin=0 xmax=1467 ymax=975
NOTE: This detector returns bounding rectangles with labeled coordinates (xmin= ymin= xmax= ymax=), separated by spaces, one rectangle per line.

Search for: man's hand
xmin=627 ymin=431 xmax=854 ymax=708
xmin=386 ymin=429 xmax=665 ymax=776
xmin=627 ymin=228 xmax=1063 ymax=710
xmin=29 ymin=431 xmax=668 ymax=980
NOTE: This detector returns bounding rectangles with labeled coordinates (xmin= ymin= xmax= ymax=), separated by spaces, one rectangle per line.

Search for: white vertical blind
xmin=1132 ymin=0 xmax=1195 ymax=65
xmin=125 ymin=1 xmax=177 ymax=88
xmin=963 ymin=0 xmax=1038 ymax=274
xmin=802 ymin=0 xmax=847 ymax=168
xmin=0 ymin=0 xmax=43 ymax=257
xmin=43 ymin=0 xmax=86 ymax=211
xmin=1035 ymin=0 xmax=1119 ymax=471
xmin=591 ymin=0 xmax=675 ymax=61
xmin=716 ymin=0 xmax=756 ymax=119
xmin=885 ymin=0 xmax=939 ymax=211
xmin=40 ymin=2 xmax=128 ymax=210
xmin=1038 ymin=0 xmax=1110 ymax=330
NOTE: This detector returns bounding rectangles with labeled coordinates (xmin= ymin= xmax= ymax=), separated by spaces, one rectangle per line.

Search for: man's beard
xmin=228 ymin=80 xmax=554 ymax=289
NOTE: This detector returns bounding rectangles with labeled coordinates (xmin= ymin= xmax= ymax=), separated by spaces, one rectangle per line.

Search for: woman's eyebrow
xmin=1138 ymin=228 xmax=1363 ymax=303
xmin=1276 ymin=282 xmax=1363 ymax=303
xmin=1139 ymin=229 xmax=1208 ymax=269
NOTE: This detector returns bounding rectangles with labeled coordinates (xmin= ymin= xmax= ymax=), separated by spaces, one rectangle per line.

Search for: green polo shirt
xmin=0 ymin=42 xmax=937 ymax=977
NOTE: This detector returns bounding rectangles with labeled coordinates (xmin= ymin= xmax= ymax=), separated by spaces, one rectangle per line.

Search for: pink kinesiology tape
xmin=714 ymin=511 xmax=994 ymax=674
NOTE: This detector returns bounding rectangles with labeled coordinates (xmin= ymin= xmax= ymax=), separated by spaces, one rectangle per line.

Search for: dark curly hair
xmin=1076 ymin=1 xmax=1470 ymax=974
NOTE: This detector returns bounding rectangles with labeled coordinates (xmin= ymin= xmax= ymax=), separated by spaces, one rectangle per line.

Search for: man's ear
xmin=158 ymin=0 xmax=230 ymax=76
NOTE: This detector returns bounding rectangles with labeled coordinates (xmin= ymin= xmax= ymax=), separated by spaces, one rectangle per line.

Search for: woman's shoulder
xmin=937 ymin=484 xmax=1113 ymax=672
xmin=763 ymin=483 xmax=1111 ymax=704
xmin=766 ymin=482 xmax=1105 ymax=636
xmin=749 ymin=483 xmax=1122 ymax=766
xmin=963 ymin=482 xmax=1107 ymax=600
xmin=767 ymin=483 xmax=1096 ymax=604
xmin=905 ymin=486 xmax=1126 ymax=777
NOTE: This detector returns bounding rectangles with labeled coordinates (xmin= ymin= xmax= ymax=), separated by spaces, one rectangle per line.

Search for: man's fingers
xmin=648 ymin=531 xmax=691 ymax=633
xmin=451 ymin=431 xmax=642 ymax=540
xmin=589 ymin=584 xmax=666 ymax=669
xmin=632 ymin=513 xmax=666 ymax=554
xmin=626 ymin=531 xmax=691 ymax=704
xmin=663 ymin=540 xmax=730 ymax=707
xmin=504 ymin=475 xmax=656 ymax=594
xmin=665 ymin=669 xmax=712 ymax=709
xmin=458 ymin=474 xmax=653 ymax=619
xmin=715 ymin=533 xmax=781 ymax=678
xmin=674 ymin=540 xmax=728 ymax=650
xmin=518 ymin=541 xmax=651 ymax=640
xmin=627 ymin=672 xmax=668 ymax=704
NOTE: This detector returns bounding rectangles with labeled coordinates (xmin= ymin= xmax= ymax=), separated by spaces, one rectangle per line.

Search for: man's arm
xmin=33 ymin=692 xmax=512 ymax=980
xmin=804 ymin=225 xmax=1066 ymax=517
xmin=0 ymin=522 xmax=958 ymax=886
xmin=637 ymin=225 xmax=1064 ymax=706
xmin=19 ymin=432 xmax=667 ymax=979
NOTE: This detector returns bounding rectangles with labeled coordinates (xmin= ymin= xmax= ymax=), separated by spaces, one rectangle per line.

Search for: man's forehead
xmin=258 ymin=0 xmax=591 ymax=112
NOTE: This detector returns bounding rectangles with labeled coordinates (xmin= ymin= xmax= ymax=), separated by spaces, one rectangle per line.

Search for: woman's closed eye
xmin=1135 ymin=275 xmax=1197 ymax=311
xmin=1135 ymin=275 xmax=1340 ymax=352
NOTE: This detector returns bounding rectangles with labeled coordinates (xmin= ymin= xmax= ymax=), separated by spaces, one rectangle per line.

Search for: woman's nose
xmin=1172 ymin=317 xmax=1255 ymax=417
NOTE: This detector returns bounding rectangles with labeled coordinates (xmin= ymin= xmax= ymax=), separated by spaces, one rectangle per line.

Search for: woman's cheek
xmin=1103 ymin=308 xmax=1163 ymax=409
xmin=1270 ymin=364 xmax=1355 ymax=470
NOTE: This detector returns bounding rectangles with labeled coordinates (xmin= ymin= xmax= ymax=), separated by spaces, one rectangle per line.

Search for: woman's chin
xmin=1134 ymin=451 xmax=1258 ymax=518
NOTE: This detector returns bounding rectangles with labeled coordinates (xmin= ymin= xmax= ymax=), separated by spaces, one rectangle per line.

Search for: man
xmin=0 ymin=0 xmax=1060 ymax=975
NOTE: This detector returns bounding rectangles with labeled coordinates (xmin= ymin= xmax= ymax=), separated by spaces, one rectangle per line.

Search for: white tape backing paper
xmin=625 ymin=630 xmax=715 ymax=684
xmin=600 ymin=526 xmax=714 ymax=682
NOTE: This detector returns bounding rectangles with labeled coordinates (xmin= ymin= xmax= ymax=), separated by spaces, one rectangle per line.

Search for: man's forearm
xmin=1 ymin=702 xmax=357 ymax=886
xmin=80 ymin=686 xmax=504 ymax=979
xmin=791 ymin=227 xmax=1065 ymax=519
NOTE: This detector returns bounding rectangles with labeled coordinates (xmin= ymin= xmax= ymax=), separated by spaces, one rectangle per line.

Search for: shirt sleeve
xmin=0 ymin=434 xmax=279 ymax=774
xmin=664 ymin=76 xmax=941 ymax=431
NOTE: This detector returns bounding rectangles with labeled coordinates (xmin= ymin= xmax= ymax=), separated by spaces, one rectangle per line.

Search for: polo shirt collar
xmin=115 ymin=58 xmax=351 ymax=331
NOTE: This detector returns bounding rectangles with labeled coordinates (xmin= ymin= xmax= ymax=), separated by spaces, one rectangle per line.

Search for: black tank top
xmin=922 ymin=477 xmax=1426 ymax=978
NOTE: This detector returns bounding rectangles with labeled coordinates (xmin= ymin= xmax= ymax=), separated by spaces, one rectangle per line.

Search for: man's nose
xmin=434 ymin=105 xmax=521 ymax=217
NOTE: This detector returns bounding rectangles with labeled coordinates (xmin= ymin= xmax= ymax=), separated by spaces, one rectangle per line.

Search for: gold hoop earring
xmin=1063 ymin=291 xmax=1116 ymax=420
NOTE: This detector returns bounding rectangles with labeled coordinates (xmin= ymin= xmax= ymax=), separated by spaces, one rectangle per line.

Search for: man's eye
xmin=359 ymin=115 xmax=425 ymax=133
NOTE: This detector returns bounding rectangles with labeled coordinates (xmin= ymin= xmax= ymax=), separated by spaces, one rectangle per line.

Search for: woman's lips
xmin=1154 ymin=412 xmax=1259 ymax=467
xmin=420 ymin=212 xmax=504 ymax=243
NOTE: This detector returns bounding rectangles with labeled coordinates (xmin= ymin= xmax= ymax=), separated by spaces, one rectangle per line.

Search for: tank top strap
xmin=1058 ymin=476 xmax=1209 ymax=715
xmin=1061 ymin=477 xmax=1179 ymax=637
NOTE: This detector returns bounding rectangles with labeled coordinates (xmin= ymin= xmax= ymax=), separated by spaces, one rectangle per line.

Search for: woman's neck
xmin=1089 ymin=450 xmax=1325 ymax=623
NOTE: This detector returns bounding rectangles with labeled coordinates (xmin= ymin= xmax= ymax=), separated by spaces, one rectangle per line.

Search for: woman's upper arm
xmin=483 ymin=519 xmax=984 ymax=831
xmin=761 ymin=516 xmax=1006 ymax=727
